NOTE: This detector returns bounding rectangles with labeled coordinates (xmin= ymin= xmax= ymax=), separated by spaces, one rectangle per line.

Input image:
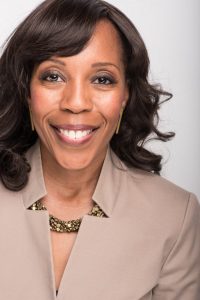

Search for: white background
xmin=0 ymin=0 xmax=199 ymax=199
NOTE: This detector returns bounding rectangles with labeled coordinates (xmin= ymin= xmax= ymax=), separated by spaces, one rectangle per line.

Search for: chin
xmin=55 ymin=150 xmax=93 ymax=169
xmin=58 ymin=159 xmax=92 ymax=171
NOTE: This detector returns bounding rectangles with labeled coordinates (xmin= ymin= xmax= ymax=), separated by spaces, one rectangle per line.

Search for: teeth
xmin=69 ymin=130 xmax=75 ymax=139
xmin=59 ymin=129 xmax=92 ymax=139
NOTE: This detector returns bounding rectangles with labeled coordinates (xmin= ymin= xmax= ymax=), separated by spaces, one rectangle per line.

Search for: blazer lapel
xmin=57 ymin=215 xmax=111 ymax=299
xmin=0 ymin=195 xmax=56 ymax=299
xmin=23 ymin=209 xmax=56 ymax=298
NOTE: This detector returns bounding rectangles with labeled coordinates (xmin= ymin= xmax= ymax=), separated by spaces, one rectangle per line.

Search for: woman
xmin=0 ymin=0 xmax=199 ymax=299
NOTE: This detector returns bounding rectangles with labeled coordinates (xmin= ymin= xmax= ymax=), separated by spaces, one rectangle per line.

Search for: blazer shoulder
xmin=0 ymin=180 xmax=22 ymax=210
xmin=118 ymin=166 xmax=200 ymax=259
xmin=125 ymin=166 xmax=194 ymax=206
xmin=120 ymin=166 xmax=200 ymax=232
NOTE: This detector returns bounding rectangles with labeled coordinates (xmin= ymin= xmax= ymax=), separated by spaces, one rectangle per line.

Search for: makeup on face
xmin=29 ymin=20 xmax=129 ymax=172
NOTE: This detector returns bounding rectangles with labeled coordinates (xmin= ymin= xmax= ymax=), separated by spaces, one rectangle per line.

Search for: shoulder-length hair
xmin=0 ymin=0 xmax=174 ymax=191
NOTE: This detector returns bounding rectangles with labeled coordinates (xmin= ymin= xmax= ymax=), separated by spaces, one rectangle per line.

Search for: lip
xmin=51 ymin=124 xmax=99 ymax=146
xmin=52 ymin=124 xmax=98 ymax=131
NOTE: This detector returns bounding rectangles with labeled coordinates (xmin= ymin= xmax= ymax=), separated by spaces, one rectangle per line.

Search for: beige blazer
xmin=0 ymin=141 xmax=200 ymax=300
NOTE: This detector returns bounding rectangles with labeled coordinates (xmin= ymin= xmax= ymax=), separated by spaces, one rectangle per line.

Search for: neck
xmin=40 ymin=146 xmax=106 ymax=209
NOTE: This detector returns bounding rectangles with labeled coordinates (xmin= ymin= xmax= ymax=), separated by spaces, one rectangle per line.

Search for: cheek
xmin=104 ymin=103 xmax=120 ymax=123
xmin=94 ymin=91 xmax=125 ymax=124
xmin=29 ymin=87 xmax=59 ymax=118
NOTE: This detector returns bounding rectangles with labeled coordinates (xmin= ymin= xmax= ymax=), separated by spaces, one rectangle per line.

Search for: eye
xmin=40 ymin=71 xmax=64 ymax=82
xmin=93 ymin=75 xmax=116 ymax=85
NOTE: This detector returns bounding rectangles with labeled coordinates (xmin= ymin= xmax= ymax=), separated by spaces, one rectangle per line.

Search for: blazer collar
xmin=22 ymin=140 xmax=47 ymax=210
xmin=22 ymin=140 xmax=127 ymax=217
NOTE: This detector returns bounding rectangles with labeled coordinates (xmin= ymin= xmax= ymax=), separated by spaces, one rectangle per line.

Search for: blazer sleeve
xmin=152 ymin=193 xmax=200 ymax=300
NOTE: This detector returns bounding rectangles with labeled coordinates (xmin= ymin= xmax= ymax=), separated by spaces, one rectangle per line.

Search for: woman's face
xmin=29 ymin=20 xmax=129 ymax=172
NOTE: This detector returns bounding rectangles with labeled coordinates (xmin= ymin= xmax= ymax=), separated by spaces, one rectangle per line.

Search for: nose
xmin=59 ymin=80 xmax=93 ymax=113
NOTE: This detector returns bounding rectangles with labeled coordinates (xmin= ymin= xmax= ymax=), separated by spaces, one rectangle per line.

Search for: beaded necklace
xmin=29 ymin=200 xmax=106 ymax=233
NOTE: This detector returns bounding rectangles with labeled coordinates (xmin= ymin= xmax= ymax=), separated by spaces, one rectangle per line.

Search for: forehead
xmin=90 ymin=20 xmax=124 ymax=56
xmin=93 ymin=20 xmax=122 ymax=42
xmin=70 ymin=20 xmax=125 ymax=67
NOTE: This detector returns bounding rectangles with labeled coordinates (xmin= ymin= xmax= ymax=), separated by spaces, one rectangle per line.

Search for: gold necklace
xmin=29 ymin=200 xmax=106 ymax=233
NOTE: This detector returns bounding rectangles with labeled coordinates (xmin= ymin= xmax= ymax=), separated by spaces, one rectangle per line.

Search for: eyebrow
xmin=91 ymin=62 xmax=120 ymax=71
xmin=47 ymin=58 xmax=66 ymax=66
xmin=45 ymin=59 xmax=120 ymax=71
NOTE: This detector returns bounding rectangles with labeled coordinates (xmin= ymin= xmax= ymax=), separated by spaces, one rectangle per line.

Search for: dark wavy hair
xmin=0 ymin=0 xmax=174 ymax=191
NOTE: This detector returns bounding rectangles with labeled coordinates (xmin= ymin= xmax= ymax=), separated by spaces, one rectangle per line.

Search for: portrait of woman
xmin=0 ymin=0 xmax=199 ymax=299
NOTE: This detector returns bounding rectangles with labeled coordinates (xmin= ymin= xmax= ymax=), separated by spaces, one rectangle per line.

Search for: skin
xmin=29 ymin=19 xmax=129 ymax=290
xmin=29 ymin=19 xmax=129 ymax=212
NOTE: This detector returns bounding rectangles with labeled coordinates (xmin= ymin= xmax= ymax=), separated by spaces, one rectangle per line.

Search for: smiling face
xmin=29 ymin=20 xmax=129 ymax=172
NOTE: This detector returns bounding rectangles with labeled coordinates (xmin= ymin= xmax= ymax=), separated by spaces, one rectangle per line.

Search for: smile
xmin=59 ymin=129 xmax=93 ymax=140
xmin=52 ymin=124 xmax=98 ymax=146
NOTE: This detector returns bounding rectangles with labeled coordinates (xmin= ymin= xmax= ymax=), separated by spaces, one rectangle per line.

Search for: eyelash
xmin=40 ymin=71 xmax=64 ymax=82
xmin=93 ymin=75 xmax=117 ymax=85
xmin=40 ymin=71 xmax=117 ymax=85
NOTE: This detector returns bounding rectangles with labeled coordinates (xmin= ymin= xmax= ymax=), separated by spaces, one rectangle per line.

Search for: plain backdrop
xmin=0 ymin=0 xmax=199 ymax=199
